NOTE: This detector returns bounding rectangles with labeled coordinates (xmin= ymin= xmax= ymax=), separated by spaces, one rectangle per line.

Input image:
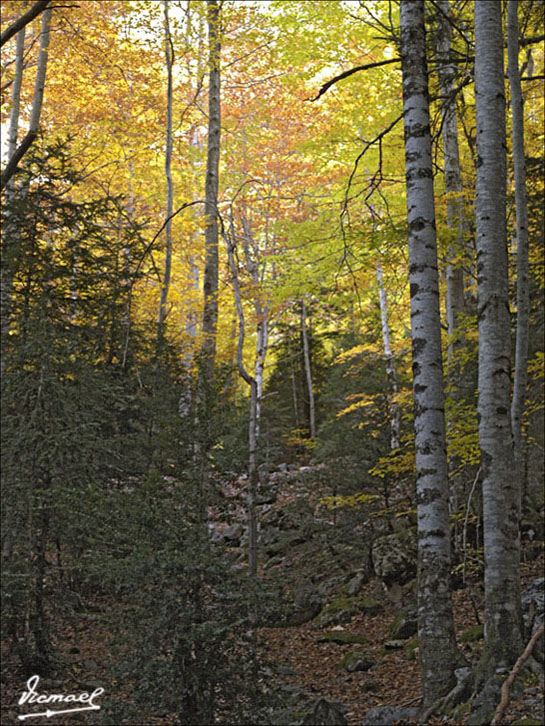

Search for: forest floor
xmin=1 ymin=465 xmax=544 ymax=725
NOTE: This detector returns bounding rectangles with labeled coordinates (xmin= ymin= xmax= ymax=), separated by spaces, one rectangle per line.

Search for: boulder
xmin=362 ymin=706 xmax=419 ymax=725
xmin=371 ymin=530 xmax=417 ymax=586
xmin=294 ymin=580 xmax=323 ymax=623
xmin=358 ymin=597 xmax=384 ymax=616
xmin=301 ymin=698 xmax=347 ymax=726
xmin=317 ymin=631 xmax=367 ymax=646
xmin=339 ymin=650 xmax=375 ymax=672
xmin=389 ymin=609 xmax=418 ymax=639
xmin=347 ymin=570 xmax=368 ymax=596
xmin=223 ymin=523 xmax=243 ymax=542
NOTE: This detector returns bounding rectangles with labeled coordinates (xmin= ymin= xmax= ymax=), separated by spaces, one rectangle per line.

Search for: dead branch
xmin=490 ymin=623 xmax=545 ymax=726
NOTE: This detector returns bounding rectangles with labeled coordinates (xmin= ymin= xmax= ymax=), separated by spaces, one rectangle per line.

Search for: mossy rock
xmin=357 ymin=597 xmax=384 ymax=616
xmin=460 ymin=624 xmax=484 ymax=642
xmin=338 ymin=650 xmax=375 ymax=672
xmin=389 ymin=611 xmax=417 ymax=639
xmin=513 ymin=719 xmax=543 ymax=726
xmin=362 ymin=678 xmax=380 ymax=693
xmin=404 ymin=636 xmax=419 ymax=660
xmin=317 ymin=631 xmax=368 ymax=645
xmin=316 ymin=595 xmax=356 ymax=626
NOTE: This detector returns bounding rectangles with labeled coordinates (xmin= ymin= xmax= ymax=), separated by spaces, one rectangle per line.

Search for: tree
xmin=474 ymin=0 xmax=522 ymax=678
xmin=399 ymin=0 xmax=460 ymax=707
xmin=156 ymin=0 xmax=174 ymax=354
xmin=1 ymin=6 xmax=52 ymax=190
xmin=508 ymin=0 xmax=530 ymax=485
xmin=200 ymin=0 xmax=221 ymax=382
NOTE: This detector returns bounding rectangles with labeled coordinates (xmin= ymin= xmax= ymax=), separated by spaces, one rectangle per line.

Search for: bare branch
xmin=1 ymin=0 xmax=51 ymax=48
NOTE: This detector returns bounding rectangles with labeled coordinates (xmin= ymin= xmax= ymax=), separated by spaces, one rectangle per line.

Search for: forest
xmin=0 ymin=0 xmax=544 ymax=724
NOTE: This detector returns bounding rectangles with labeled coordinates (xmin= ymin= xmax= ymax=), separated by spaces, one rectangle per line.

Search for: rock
xmin=522 ymin=578 xmax=544 ymax=663
xmin=468 ymin=672 xmax=504 ymax=726
xmin=358 ymin=597 xmax=384 ymax=616
xmin=389 ymin=610 xmax=418 ymax=639
xmin=362 ymin=706 xmax=419 ymax=725
xmin=339 ymin=650 xmax=375 ymax=672
xmin=317 ymin=631 xmax=367 ymax=645
xmin=294 ymin=580 xmax=323 ymax=624
xmin=301 ymin=698 xmax=347 ymax=725
xmin=316 ymin=595 xmax=356 ymax=626
xmin=223 ymin=523 xmax=243 ymax=542
xmin=347 ymin=570 xmax=368 ymax=596
xmin=372 ymin=530 xmax=417 ymax=586
xmin=362 ymin=678 xmax=380 ymax=693
xmin=209 ymin=527 xmax=225 ymax=544
xmin=383 ymin=640 xmax=406 ymax=651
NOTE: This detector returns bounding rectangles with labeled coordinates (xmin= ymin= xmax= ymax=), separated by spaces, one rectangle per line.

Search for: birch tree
xmin=436 ymin=0 xmax=466 ymax=361
xmin=400 ymin=0 xmax=459 ymax=706
xmin=1 ymin=6 xmax=52 ymax=190
xmin=507 ymin=0 xmax=530 ymax=486
xmin=156 ymin=0 xmax=174 ymax=354
xmin=199 ymin=0 xmax=221 ymax=382
xmin=376 ymin=256 xmax=400 ymax=450
xmin=474 ymin=0 xmax=522 ymax=674
xmin=301 ymin=299 xmax=316 ymax=439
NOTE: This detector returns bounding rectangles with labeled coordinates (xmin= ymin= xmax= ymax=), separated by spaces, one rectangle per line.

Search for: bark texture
xmin=474 ymin=0 xmax=522 ymax=671
xmin=436 ymin=0 xmax=466 ymax=361
xmin=1 ymin=25 xmax=26 ymax=352
xmin=301 ymin=300 xmax=316 ymax=439
xmin=200 ymin=0 xmax=221 ymax=382
xmin=507 ymin=0 xmax=530 ymax=484
xmin=1 ymin=7 xmax=52 ymax=190
xmin=156 ymin=0 xmax=174 ymax=352
xmin=376 ymin=258 xmax=400 ymax=450
xmin=400 ymin=0 xmax=459 ymax=707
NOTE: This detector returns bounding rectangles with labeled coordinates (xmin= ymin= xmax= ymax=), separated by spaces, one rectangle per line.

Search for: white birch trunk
xmin=507 ymin=0 xmax=530 ymax=486
xmin=1 ymin=7 xmax=52 ymax=190
xmin=400 ymin=0 xmax=459 ymax=706
xmin=436 ymin=0 xmax=466 ymax=360
xmin=474 ymin=0 xmax=522 ymax=672
xmin=301 ymin=299 xmax=316 ymax=439
xmin=156 ymin=0 xmax=174 ymax=352
xmin=376 ymin=258 xmax=400 ymax=450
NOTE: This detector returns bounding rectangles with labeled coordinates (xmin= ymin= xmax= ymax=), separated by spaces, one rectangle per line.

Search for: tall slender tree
xmin=400 ymin=0 xmax=460 ymax=707
xmin=508 ymin=0 xmax=530 ymax=488
xmin=474 ymin=0 xmax=522 ymax=676
xmin=200 ymin=0 xmax=221 ymax=382
xmin=156 ymin=0 xmax=174 ymax=354
xmin=1 ymin=6 xmax=52 ymax=190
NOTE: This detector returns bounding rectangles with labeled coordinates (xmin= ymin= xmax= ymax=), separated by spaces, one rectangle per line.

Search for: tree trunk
xmin=400 ymin=0 xmax=459 ymax=707
xmin=1 ymin=25 xmax=26 ymax=355
xmin=156 ymin=0 xmax=174 ymax=354
xmin=376 ymin=257 xmax=400 ymax=450
xmin=200 ymin=0 xmax=221 ymax=382
xmin=301 ymin=299 xmax=316 ymax=439
xmin=474 ymin=0 xmax=522 ymax=672
xmin=436 ymin=0 xmax=466 ymax=362
xmin=1 ymin=7 xmax=52 ymax=190
xmin=507 ymin=0 xmax=530 ymax=490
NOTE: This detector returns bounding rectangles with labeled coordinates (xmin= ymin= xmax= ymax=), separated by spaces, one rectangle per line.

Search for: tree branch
xmin=0 ymin=130 xmax=37 ymax=190
xmin=309 ymin=57 xmax=401 ymax=101
xmin=1 ymin=0 xmax=51 ymax=48
xmin=491 ymin=624 xmax=545 ymax=726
